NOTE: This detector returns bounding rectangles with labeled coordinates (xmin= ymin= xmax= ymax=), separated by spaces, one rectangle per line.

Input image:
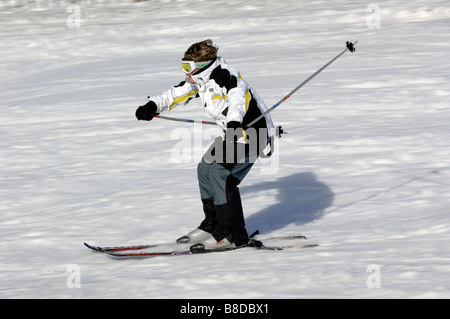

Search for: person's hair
xmin=184 ymin=39 xmax=218 ymax=62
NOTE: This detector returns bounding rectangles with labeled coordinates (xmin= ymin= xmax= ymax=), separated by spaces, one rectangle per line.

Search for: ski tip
xmin=84 ymin=242 xmax=95 ymax=250
xmin=84 ymin=242 xmax=104 ymax=252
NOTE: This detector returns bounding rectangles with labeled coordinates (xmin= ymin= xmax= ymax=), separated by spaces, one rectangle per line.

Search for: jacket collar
xmin=187 ymin=56 xmax=223 ymax=84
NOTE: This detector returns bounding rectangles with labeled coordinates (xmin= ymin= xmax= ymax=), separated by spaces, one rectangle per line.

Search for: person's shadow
xmin=243 ymin=172 xmax=334 ymax=233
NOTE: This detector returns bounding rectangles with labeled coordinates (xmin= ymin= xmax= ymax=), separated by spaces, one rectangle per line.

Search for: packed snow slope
xmin=1 ymin=0 xmax=449 ymax=298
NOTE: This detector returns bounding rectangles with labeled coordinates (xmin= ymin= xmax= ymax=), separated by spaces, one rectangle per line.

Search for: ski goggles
xmin=181 ymin=59 xmax=212 ymax=74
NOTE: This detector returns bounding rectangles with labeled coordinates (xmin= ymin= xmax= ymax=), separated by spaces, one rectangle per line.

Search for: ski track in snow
xmin=1 ymin=0 xmax=449 ymax=298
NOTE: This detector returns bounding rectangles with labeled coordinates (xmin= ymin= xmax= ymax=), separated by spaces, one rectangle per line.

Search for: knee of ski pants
xmin=197 ymin=160 xmax=233 ymax=206
xmin=198 ymin=158 xmax=254 ymax=205
xmin=197 ymin=159 xmax=230 ymax=201
xmin=197 ymin=160 xmax=214 ymax=200
xmin=208 ymin=163 xmax=232 ymax=206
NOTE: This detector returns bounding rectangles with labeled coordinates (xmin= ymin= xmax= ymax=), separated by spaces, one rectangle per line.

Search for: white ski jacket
xmin=149 ymin=57 xmax=275 ymax=139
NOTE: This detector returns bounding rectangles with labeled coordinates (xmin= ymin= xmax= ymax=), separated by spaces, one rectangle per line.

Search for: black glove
xmin=136 ymin=100 xmax=158 ymax=121
xmin=203 ymin=121 xmax=246 ymax=168
xmin=222 ymin=121 xmax=245 ymax=167
xmin=225 ymin=121 xmax=243 ymax=142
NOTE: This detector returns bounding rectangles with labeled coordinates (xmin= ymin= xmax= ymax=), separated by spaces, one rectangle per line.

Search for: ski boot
xmin=176 ymin=228 xmax=212 ymax=244
xmin=190 ymin=234 xmax=236 ymax=251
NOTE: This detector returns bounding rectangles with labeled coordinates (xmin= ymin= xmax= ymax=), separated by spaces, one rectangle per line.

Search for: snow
xmin=1 ymin=0 xmax=449 ymax=299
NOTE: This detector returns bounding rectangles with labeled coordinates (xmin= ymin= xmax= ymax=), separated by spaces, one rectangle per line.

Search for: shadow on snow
xmin=243 ymin=172 xmax=334 ymax=233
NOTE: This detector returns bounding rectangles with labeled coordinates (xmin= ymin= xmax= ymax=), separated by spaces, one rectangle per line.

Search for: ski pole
xmin=154 ymin=114 xmax=216 ymax=125
xmin=245 ymin=41 xmax=357 ymax=128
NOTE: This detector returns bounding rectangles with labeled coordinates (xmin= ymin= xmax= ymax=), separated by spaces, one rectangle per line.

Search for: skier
xmin=135 ymin=39 xmax=275 ymax=250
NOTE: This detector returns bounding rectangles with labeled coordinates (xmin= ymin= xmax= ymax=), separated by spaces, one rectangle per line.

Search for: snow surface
xmin=1 ymin=0 xmax=450 ymax=299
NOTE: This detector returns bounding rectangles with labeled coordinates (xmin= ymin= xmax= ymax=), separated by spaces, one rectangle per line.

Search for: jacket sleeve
xmin=226 ymin=78 xmax=249 ymax=124
xmin=210 ymin=66 xmax=248 ymax=125
xmin=150 ymin=81 xmax=198 ymax=113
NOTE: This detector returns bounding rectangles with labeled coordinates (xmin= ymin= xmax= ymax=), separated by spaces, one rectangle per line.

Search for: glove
xmin=136 ymin=100 xmax=158 ymax=121
xmin=222 ymin=121 xmax=245 ymax=167
xmin=225 ymin=121 xmax=243 ymax=144
xmin=203 ymin=121 xmax=246 ymax=167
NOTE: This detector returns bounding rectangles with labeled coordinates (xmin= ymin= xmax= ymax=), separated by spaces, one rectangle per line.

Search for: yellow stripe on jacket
xmin=169 ymin=89 xmax=199 ymax=110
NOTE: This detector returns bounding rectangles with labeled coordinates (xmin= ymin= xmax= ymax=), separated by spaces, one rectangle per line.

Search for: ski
xmin=103 ymin=242 xmax=318 ymax=259
xmin=84 ymin=242 xmax=160 ymax=253
xmin=84 ymin=232 xmax=308 ymax=254
xmin=105 ymin=245 xmax=248 ymax=258
xmin=266 ymin=234 xmax=307 ymax=240
xmin=84 ymin=230 xmax=317 ymax=258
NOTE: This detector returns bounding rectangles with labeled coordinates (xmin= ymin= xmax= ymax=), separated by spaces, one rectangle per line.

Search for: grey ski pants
xmin=197 ymin=156 xmax=254 ymax=246
xmin=198 ymin=158 xmax=253 ymax=205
